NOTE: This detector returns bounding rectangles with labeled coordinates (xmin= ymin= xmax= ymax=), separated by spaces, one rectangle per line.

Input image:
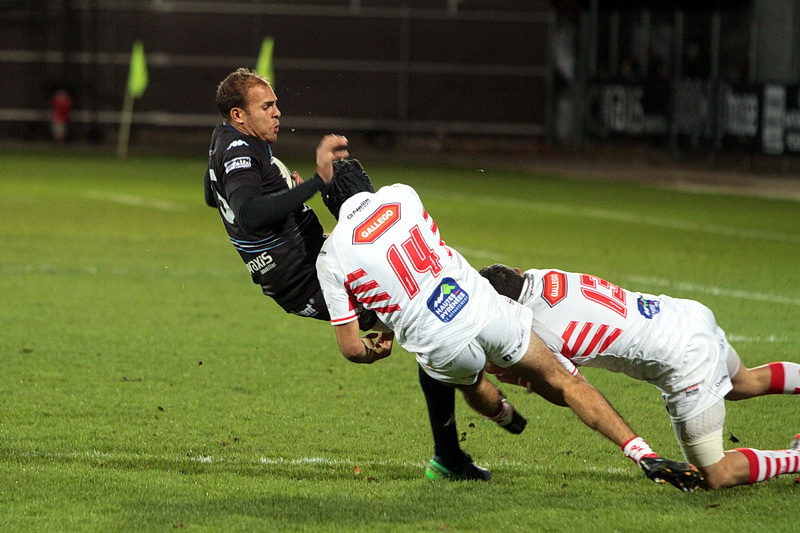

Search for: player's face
xmin=239 ymin=83 xmax=281 ymax=143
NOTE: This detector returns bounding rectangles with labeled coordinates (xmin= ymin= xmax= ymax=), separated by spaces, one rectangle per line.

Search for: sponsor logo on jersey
xmin=224 ymin=156 xmax=252 ymax=173
xmin=295 ymin=299 xmax=320 ymax=318
xmin=227 ymin=139 xmax=249 ymax=150
xmin=541 ymin=270 xmax=567 ymax=307
xmin=345 ymin=197 xmax=372 ymax=220
xmin=246 ymin=251 xmax=276 ymax=274
xmin=353 ymin=203 xmax=400 ymax=244
xmin=427 ymin=277 xmax=468 ymax=323
xmin=637 ymin=296 xmax=661 ymax=319
xmin=684 ymin=383 xmax=700 ymax=396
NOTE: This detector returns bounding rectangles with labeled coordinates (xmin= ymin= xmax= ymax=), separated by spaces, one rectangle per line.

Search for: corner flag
xmin=127 ymin=40 xmax=148 ymax=99
xmin=118 ymin=40 xmax=148 ymax=158
xmin=256 ymin=37 xmax=275 ymax=86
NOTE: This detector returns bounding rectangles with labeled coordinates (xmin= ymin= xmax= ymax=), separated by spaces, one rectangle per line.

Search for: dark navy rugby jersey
xmin=204 ymin=122 xmax=328 ymax=315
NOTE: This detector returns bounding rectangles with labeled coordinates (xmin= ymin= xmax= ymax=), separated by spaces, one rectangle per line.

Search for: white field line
xmin=86 ymin=190 xmax=186 ymax=212
xmin=427 ymin=191 xmax=800 ymax=244
xmin=0 ymin=263 xmax=238 ymax=278
xmin=17 ymin=450 xmax=423 ymax=468
xmin=18 ymin=450 xmax=632 ymax=473
xmin=625 ymin=275 xmax=800 ymax=307
xmin=727 ymin=334 xmax=794 ymax=344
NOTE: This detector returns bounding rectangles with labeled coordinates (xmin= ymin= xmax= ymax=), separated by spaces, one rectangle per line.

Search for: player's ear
xmin=513 ymin=267 xmax=523 ymax=275
xmin=229 ymin=107 xmax=245 ymax=124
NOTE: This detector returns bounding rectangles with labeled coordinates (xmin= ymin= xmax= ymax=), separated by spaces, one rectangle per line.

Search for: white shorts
xmin=417 ymin=296 xmax=533 ymax=386
xmin=660 ymin=299 xmax=737 ymax=423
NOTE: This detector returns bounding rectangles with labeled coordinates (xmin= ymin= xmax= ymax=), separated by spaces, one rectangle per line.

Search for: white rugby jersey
xmin=316 ymin=184 xmax=498 ymax=359
xmin=518 ymin=268 xmax=697 ymax=389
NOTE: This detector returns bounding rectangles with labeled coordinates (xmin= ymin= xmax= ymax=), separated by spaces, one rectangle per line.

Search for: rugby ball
xmin=272 ymin=157 xmax=295 ymax=189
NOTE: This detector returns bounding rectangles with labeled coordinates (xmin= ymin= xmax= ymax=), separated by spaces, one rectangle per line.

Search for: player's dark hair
xmin=478 ymin=264 xmax=525 ymax=300
xmin=322 ymin=159 xmax=375 ymax=219
xmin=215 ymin=68 xmax=270 ymax=119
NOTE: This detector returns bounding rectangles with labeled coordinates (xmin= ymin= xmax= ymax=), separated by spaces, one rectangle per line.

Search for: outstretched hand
xmin=316 ymin=134 xmax=349 ymax=183
xmin=485 ymin=362 xmax=530 ymax=389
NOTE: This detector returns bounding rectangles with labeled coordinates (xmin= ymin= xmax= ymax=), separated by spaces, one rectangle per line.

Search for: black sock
xmin=418 ymin=365 xmax=468 ymax=465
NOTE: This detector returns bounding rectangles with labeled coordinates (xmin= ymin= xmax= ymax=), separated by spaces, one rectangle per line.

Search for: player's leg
xmin=501 ymin=333 xmax=702 ymax=491
xmin=671 ymin=401 xmax=742 ymax=489
xmin=457 ymin=372 xmax=527 ymax=434
xmin=421 ymin=373 xmax=492 ymax=480
xmin=457 ymin=373 xmax=505 ymax=416
xmin=418 ymin=367 xmax=460 ymax=461
xmin=702 ymin=446 xmax=800 ymax=489
xmin=727 ymin=359 xmax=800 ymax=400
xmin=672 ymin=402 xmax=800 ymax=489
xmin=419 ymin=360 xmax=515 ymax=480
xmin=695 ymin=313 xmax=800 ymax=400
xmin=416 ymin=340 xmax=515 ymax=481
xmin=418 ymin=338 xmax=527 ymax=436
xmin=418 ymin=366 xmax=492 ymax=481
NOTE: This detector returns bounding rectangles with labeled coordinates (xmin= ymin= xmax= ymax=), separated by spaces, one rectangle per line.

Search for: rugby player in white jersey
xmin=314 ymin=160 xmax=703 ymax=491
xmin=479 ymin=264 xmax=800 ymax=490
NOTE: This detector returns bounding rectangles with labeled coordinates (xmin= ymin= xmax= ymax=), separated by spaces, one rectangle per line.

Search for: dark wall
xmin=0 ymin=1 xmax=553 ymax=142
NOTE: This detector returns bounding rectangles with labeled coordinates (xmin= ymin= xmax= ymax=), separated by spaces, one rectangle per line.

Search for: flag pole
xmin=117 ymin=90 xmax=134 ymax=159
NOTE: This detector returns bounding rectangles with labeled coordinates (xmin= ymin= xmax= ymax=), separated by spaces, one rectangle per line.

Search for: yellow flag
xmin=256 ymin=37 xmax=275 ymax=87
xmin=127 ymin=40 xmax=148 ymax=99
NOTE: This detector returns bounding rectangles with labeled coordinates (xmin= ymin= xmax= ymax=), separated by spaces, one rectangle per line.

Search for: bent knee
xmin=698 ymin=450 xmax=752 ymax=490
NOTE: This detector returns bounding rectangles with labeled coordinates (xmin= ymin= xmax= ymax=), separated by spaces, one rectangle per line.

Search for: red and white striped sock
xmin=767 ymin=362 xmax=800 ymax=394
xmin=736 ymin=448 xmax=800 ymax=483
xmin=622 ymin=436 xmax=658 ymax=467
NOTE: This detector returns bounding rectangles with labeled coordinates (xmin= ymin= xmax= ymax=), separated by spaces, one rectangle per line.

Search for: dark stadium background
xmin=3 ymin=0 xmax=800 ymax=170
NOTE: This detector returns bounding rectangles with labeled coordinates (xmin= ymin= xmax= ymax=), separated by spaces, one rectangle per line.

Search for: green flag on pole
xmin=118 ymin=40 xmax=147 ymax=158
xmin=127 ymin=40 xmax=148 ymax=99
xmin=256 ymin=37 xmax=275 ymax=86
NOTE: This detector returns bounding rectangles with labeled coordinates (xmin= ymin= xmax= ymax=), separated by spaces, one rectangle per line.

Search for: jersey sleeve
xmin=231 ymin=176 xmax=324 ymax=233
xmin=316 ymin=245 xmax=359 ymax=326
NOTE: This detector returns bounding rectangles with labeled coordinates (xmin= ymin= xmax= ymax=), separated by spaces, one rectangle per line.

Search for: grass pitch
xmin=1 ymin=149 xmax=798 ymax=532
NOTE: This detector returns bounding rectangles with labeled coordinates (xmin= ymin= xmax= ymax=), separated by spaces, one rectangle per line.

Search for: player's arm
xmin=512 ymin=332 xmax=636 ymax=445
xmin=509 ymin=332 xmax=702 ymax=491
xmin=225 ymin=134 xmax=349 ymax=233
xmin=229 ymin=179 xmax=325 ymax=232
xmin=333 ymin=320 xmax=393 ymax=364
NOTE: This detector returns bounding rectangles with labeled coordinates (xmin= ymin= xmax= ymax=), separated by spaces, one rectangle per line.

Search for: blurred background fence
xmin=3 ymin=0 xmax=800 ymax=162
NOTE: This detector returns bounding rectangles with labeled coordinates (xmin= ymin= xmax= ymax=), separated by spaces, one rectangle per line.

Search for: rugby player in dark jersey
xmin=204 ymin=68 xmax=489 ymax=481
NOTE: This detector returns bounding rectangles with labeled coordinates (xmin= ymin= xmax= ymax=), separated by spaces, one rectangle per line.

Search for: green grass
xmin=1 ymin=150 xmax=798 ymax=532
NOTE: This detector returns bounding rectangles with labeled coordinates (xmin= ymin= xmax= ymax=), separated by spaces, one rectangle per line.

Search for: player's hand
xmin=290 ymin=170 xmax=304 ymax=186
xmin=364 ymin=331 xmax=394 ymax=359
xmin=639 ymin=456 xmax=704 ymax=492
xmin=315 ymin=134 xmax=349 ymax=183
xmin=485 ymin=362 xmax=530 ymax=389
